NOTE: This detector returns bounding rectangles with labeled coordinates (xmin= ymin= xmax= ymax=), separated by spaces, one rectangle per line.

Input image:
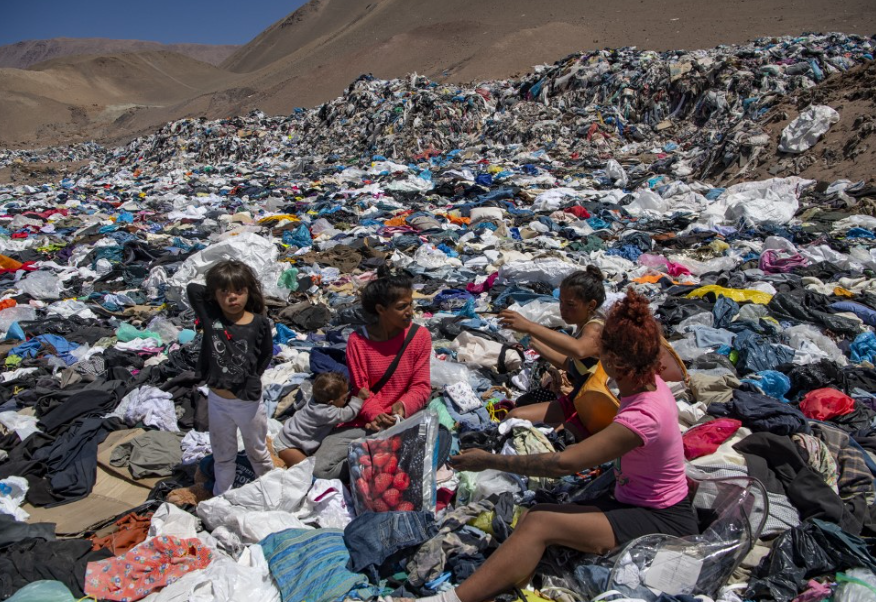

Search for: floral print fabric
xmin=84 ymin=535 xmax=212 ymax=601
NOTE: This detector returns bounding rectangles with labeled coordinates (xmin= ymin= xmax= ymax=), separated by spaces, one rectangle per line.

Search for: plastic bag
xmin=779 ymin=105 xmax=840 ymax=153
xmin=835 ymin=569 xmax=876 ymax=602
xmin=0 ymin=306 xmax=36 ymax=334
xmin=348 ymin=411 xmax=439 ymax=514
xmin=799 ymin=388 xmax=856 ymax=421
xmin=148 ymin=317 xmax=181 ymax=345
xmin=116 ymin=322 xmax=162 ymax=344
xmin=0 ymin=476 xmax=30 ymax=521
xmin=611 ymin=473 xmax=767 ymax=599
xmin=16 ymin=271 xmax=63 ymax=299
xmin=449 ymin=330 xmax=523 ymax=372
xmin=7 ymin=581 xmax=75 ymax=602
xmin=430 ymin=356 xmax=486 ymax=391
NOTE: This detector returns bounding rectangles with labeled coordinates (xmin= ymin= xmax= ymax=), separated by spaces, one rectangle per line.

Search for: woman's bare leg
xmin=454 ymin=504 xmax=617 ymax=602
xmin=506 ymin=400 xmax=566 ymax=426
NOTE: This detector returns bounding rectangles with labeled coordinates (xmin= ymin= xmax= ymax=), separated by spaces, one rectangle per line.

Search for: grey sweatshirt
xmin=276 ymin=396 xmax=364 ymax=454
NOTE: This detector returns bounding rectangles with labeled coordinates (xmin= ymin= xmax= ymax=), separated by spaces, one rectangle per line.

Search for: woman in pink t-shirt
xmin=415 ymin=289 xmax=698 ymax=602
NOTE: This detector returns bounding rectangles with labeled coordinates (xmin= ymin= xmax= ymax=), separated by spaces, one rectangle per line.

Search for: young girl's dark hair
xmin=600 ymin=288 xmax=663 ymax=390
xmin=312 ymin=372 xmax=349 ymax=404
xmin=561 ymin=265 xmax=606 ymax=308
xmin=205 ymin=260 xmax=266 ymax=314
xmin=361 ymin=262 xmax=414 ymax=317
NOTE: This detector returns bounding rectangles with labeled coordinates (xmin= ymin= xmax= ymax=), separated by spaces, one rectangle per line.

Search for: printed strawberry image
xmin=356 ymin=478 xmax=371 ymax=500
xmin=373 ymin=452 xmax=391 ymax=469
xmin=383 ymin=455 xmax=399 ymax=475
xmin=360 ymin=466 xmax=374 ymax=482
xmin=389 ymin=437 xmax=402 ymax=452
xmin=382 ymin=488 xmax=402 ymax=509
xmin=393 ymin=471 xmax=410 ymax=491
xmin=373 ymin=473 xmax=394 ymax=495
xmin=396 ymin=501 xmax=415 ymax=512
xmin=358 ymin=455 xmax=372 ymax=467
xmin=371 ymin=499 xmax=390 ymax=513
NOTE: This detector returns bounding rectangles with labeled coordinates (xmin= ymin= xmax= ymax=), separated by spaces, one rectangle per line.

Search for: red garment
xmin=89 ymin=512 xmax=154 ymax=555
xmin=84 ymin=536 xmax=212 ymax=601
xmin=682 ymin=418 xmax=742 ymax=460
xmin=344 ymin=325 xmax=432 ymax=427
xmin=800 ymin=388 xmax=856 ymax=421
xmin=466 ymin=272 xmax=498 ymax=294
xmin=563 ymin=206 xmax=591 ymax=219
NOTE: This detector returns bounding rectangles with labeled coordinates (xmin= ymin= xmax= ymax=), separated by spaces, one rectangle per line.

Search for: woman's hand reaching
xmin=498 ymin=309 xmax=534 ymax=333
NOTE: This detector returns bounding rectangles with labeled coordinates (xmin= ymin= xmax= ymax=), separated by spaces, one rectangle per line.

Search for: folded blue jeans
xmin=344 ymin=510 xmax=437 ymax=582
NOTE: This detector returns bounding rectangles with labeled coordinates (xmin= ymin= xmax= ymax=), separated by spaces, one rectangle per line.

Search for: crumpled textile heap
xmin=109 ymin=386 xmax=179 ymax=433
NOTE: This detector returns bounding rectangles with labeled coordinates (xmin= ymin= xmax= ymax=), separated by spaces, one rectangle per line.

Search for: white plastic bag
xmin=197 ymin=461 xmax=313 ymax=533
xmin=16 ymin=271 xmax=63 ymax=299
xmin=293 ymin=479 xmax=356 ymax=529
xmin=0 ymin=476 xmax=30 ymax=521
xmin=834 ymin=568 xmax=876 ymax=602
xmin=0 ymin=306 xmax=37 ymax=333
xmin=499 ymin=259 xmax=579 ymax=287
xmin=506 ymin=300 xmax=565 ymax=328
xmin=779 ymin=105 xmax=840 ymax=153
xmin=168 ymin=232 xmax=287 ymax=300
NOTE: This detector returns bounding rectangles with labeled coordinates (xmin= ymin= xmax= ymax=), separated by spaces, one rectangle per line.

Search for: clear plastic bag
xmin=835 ymin=569 xmax=876 ymax=602
xmin=608 ymin=471 xmax=768 ymax=598
xmin=16 ymin=271 xmax=63 ymax=299
xmin=348 ymin=411 xmax=439 ymax=514
xmin=0 ymin=306 xmax=37 ymax=333
xmin=6 ymin=581 xmax=75 ymax=602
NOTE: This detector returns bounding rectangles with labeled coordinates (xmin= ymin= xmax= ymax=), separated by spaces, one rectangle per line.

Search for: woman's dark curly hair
xmin=205 ymin=259 xmax=266 ymax=314
xmin=360 ymin=262 xmax=414 ymax=317
xmin=600 ymin=288 xmax=663 ymax=390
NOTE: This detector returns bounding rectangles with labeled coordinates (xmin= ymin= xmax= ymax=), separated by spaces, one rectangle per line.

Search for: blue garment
xmin=492 ymin=286 xmax=555 ymax=309
xmin=444 ymin=398 xmax=492 ymax=431
xmin=712 ymin=295 xmax=740 ymax=328
xmin=690 ymin=326 xmax=735 ymax=349
xmin=741 ymin=370 xmax=792 ymax=403
xmin=846 ymin=227 xmax=876 ymax=239
xmin=605 ymin=244 xmax=642 ymax=262
xmin=344 ymin=511 xmax=437 ymax=583
xmin=262 ymin=528 xmax=375 ymax=602
xmin=831 ymin=301 xmax=876 ymax=327
xmin=733 ymin=330 xmax=795 ymax=374
xmin=707 ymin=385 xmax=809 ymax=436
xmin=10 ymin=335 xmax=79 ymax=366
xmin=850 ymin=331 xmax=876 ymax=364
xmin=282 ymin=224 xmax=312 ymax=248
xmin=274 ymin=323 xmax=298 ymax=345
xmin=309 ymin=346 xmax=350 ymax=380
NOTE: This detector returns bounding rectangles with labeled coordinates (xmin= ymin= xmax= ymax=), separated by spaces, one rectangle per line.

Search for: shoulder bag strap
xmin=370 ymin=324 xmax=420 ymax=394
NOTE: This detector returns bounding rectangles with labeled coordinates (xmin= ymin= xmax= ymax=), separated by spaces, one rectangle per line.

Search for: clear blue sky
xmin=3 ymin=0 xmax=309 ymax=46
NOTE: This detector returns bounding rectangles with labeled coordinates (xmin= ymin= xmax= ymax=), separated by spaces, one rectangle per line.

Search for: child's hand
xmin=358 ymin=387 xmax=373 ymax=400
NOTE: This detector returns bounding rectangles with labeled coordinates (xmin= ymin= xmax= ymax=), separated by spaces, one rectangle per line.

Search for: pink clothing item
xmin=791 ymin=579 xmax=832 ymax=602
xmin=344 ymin=324 xmax=432 ymax=427
xmin=467 ymin=272 xmax=499 ymax=294
xmin=759 ymin=249 xmax=809 ymax=273
xmin=682 ymin=418 xmax=743 ymax=460
xmin=85 ymin=536 xmax=212 ymax=601
xmin=613 ymin=376 xmax=689 ymax=509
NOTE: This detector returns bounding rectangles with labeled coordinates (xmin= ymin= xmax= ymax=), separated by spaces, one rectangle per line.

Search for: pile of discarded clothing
xmin=2 ymin=32 xmax=876 ymax=602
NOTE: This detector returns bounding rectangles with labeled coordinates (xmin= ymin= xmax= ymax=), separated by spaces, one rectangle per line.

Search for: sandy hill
xmin=0 ymin=38 xmax=239 ymax=69
xmin=1 ymin=0 xmax=876 ymax=150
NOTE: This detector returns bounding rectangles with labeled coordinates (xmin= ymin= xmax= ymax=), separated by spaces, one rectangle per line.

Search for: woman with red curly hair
xmin=413 ymin=289 xmax=697 ymax=602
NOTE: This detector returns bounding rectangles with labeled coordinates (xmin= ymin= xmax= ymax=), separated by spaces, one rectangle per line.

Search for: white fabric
xmin=197 ymin=460 xmax=314 ymax=534
xmin=498 ymin=259 xmax=579 ymax=287
xmin=292 ymin=479 xmax=356 ymax=529
xmin=506 ymin=299 xmax=565 ymax=328
xmin=449 ymin=330 xmax=522 ymax=372
xmin=0 ymin=411 xmax=40 ymax=441
xmin=444 ymin=381 xmax=483 ymax=413
xmin=149 ymin=502 xmax=200 ymax=540
xmin=779 ymin=104 xmax=840 ymax=153
xmin=169 ymin=232 xmax=287 ymax=299
xmin=180 ymin=430 xmax=212 ymax=465
xmin=108 ymin=386 xmax=180 ymax=432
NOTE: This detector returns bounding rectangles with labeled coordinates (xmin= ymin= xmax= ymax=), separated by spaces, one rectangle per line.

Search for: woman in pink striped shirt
xmin=311 ymin=264 xmax=432 ymax=480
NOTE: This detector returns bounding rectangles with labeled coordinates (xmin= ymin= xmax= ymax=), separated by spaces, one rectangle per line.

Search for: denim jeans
xmin=344 ymin=510 xmax=437 ymax=582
